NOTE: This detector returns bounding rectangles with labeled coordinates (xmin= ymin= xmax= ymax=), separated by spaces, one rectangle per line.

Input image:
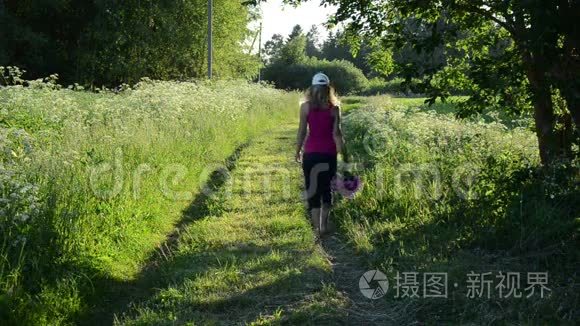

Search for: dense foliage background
xmin=0 ymin=0 xmax=260 ymax=85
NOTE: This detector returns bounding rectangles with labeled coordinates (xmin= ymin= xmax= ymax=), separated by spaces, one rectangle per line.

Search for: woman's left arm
xmin=333 ymin=106 xmax=349 ymax=162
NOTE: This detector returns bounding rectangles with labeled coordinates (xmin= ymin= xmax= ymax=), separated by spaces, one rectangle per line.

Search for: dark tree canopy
xmin=306 ymin=25 xmax=323 ymax=58
xmin=0 ymin=0 xmax=261 ymax=85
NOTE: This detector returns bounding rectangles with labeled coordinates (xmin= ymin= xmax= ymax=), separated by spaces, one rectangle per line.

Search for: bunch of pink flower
xmin=331 ymin=173 xmax=362 ymax=199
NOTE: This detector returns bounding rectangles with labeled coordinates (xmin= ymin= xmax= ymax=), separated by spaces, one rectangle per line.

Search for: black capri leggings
xmin=302 ymin=152 xmax=337 ymax=209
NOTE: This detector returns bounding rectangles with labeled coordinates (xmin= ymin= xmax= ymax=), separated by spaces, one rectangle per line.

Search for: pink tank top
xmin=304 ymin=104 xmax=337 ymax=155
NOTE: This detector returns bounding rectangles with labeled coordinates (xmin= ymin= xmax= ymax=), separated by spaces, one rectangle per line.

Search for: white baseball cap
xmin=312 ymin=72 xmax=330 ymax=86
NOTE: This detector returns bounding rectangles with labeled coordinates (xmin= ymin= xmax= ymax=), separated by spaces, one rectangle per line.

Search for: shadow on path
xmin=80 ymin=143 xmax=250 ymax=325
xmin=81 ymin=124 xmax=333 ymax=325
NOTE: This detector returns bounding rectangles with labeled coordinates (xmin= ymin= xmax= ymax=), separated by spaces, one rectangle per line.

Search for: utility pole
xmin=207 ymin=0 xmax=213 ymax=79
xmin=258 ymin=22 xmax=263 ymax=82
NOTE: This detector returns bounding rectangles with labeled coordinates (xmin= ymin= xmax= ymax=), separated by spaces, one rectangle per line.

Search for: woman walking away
xmin=295 ymin=72 xmax=348 ymax=237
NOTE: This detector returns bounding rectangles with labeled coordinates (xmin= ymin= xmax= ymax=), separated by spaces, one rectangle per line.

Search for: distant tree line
xmin=261 ymin=23 xmax=455 ymax=95
xmin=262 ymin=25 xmax=394 ymax=94
xmin=253 ymin=0 xmax=579 ymax=165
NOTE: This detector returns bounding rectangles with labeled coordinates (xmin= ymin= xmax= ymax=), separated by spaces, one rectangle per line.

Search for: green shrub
xmin=262 ymin=58 xmax=369 ymax=95
xmin=362 ymin=77 xmax=401 ymax=95
xmin=359 ymin=77 xmax=430 ymax=96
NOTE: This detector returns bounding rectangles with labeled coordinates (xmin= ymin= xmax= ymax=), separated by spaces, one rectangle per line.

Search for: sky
xmin=259 ymin=0 xmax=337 ymax=43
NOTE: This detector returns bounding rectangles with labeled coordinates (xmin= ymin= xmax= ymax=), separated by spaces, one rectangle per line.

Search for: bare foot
xmin=313 ymin=228 xmax=322 ymax=242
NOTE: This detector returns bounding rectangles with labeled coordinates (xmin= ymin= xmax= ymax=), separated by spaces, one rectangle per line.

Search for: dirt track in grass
xmin=86 ymin=123 xmax=395 ymax=325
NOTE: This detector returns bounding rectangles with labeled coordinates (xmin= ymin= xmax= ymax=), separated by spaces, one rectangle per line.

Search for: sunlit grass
xmin=116 ymin=124 xmax=341 ymax=325
xmin=0 ymin=79 xmax=300 ymax=324
xmin=333 ymin=99 xmax=579 ymax=323
xmin=3 ymin=83 xmax=576 ymax=324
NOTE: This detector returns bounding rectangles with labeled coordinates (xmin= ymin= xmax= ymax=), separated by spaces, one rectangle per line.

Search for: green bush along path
xmin=94 ymin=122 xmax=386 ymax=325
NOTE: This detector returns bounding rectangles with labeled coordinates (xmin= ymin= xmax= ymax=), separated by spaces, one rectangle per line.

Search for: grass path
xmin=88 ymin=122 xmax=394 ymax=325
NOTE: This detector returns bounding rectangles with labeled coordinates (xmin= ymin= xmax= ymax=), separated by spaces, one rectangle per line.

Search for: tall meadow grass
xmin=335 ymin=101 xmax=579 ymax=323
xmin=0 ymin=77 xmax=298 ymax=324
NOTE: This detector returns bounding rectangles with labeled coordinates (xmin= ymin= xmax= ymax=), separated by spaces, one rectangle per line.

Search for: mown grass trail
xmin=87 ymin=96 xmax=578 ymax=325
xmin=87 ymin=122 xmax=388 ymax=325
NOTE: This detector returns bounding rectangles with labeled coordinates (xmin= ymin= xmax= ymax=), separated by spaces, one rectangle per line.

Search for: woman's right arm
xmin=295 ymin=103 xmax=309 ymax=162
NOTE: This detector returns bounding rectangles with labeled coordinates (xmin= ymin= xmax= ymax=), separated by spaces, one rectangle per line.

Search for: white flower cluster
xmin=0 ymin=126 xmax=41 ymax=239
xmin=0 ymin=78 xmax=293 ymax=255
xmin=0 ymin=165 xmax=41 ymax=231
xmin=344 ymin=104 xmax=538 ymax=165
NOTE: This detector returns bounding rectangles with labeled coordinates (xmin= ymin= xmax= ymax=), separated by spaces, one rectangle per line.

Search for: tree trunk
xmin=550 ymin=34 xmax=580 ymax=158
xmin=558 ymin=45 xmax=580 ymax=132
xmin=554 ymin=0 xmax=580 ymax=156
xmin=560 ymin=83 xmax=580 ymax=161
xmin=559 ymin=79 xmax=580 ymax=130
xmin=523 ymin=54 xmax=558 ymax=166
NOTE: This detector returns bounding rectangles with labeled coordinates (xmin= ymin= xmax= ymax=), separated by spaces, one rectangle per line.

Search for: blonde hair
xmin=305 ymin=85 xmax=339 ymax=109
